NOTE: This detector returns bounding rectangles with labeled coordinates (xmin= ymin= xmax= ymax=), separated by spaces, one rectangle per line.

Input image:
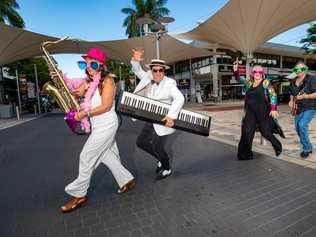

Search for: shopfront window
xmin=307 ymin=59 xmax=316 ymax=71
xmin=282 ymin=56 xmax=303 ymax=69
xmin=191 ymin=56 xmax=212 ymax=70
xmin=175 ymin=60 xmax=189 ymax=73
xmin=216 ymin=56 xmax=233 ymax=65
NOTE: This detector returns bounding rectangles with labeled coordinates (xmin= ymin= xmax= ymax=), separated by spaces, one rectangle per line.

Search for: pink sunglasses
xmin=251 ymin=70 xmax=265 ymax=77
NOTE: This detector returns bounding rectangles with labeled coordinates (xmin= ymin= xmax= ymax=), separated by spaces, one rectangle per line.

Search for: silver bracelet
xmin=87 ymin=111 xmax=92 ymax=118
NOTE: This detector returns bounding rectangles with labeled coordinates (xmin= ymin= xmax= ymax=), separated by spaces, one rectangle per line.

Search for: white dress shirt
xmin=131 ymin=59 xmax=185 ymax=136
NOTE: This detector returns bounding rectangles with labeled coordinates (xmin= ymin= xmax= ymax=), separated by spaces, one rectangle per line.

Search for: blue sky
xmin=19 ymin=0 xmax=311 ymax=77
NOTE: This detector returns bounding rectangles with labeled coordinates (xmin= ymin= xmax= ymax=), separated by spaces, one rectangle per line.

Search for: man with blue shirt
xmin=289 ymin=62 xmax=316 ymax=158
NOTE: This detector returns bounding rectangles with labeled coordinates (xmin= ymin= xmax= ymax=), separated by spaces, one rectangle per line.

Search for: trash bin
xmin=0 ymin=104 xmax=14 ymax=118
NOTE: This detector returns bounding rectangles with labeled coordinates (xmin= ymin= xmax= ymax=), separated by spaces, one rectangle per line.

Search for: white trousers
xmin=65 ymin=121 xmax=134 ymax=197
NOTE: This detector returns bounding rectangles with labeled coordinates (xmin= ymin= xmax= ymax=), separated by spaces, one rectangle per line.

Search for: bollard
xmin=34 ymin=104 xmax=37 ymax=116
xmin=16 ymin=106 xmax=20 ymax=120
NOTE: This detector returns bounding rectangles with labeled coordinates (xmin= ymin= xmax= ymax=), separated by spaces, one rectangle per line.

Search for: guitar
xmin=291 ymin=89 xmax=306 ymax=116
xmin=291 ymin=96 xmax=298 ymax=116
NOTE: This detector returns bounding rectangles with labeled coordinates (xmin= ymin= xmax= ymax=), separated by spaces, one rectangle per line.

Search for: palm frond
xmin=121 ymin=7 xmax=135 ymax=15
xmin=121 ymin=0 xmax=170 ymax=38
xmin=0 ymin=0 xmax=24 ymax=28
xmin=153 ymin=7 xmax=170 ymax=17
xmin=156 ymin=0 xmax=168 ymax=8
xmin=4 ymin=8 xmax=24 ymax=27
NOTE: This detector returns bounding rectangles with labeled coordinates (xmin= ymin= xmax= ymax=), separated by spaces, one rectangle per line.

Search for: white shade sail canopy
xmin=0 ymin=22 xmax=212 ymax=66
xmin=176 ymin=0 xmax=316 ymax=54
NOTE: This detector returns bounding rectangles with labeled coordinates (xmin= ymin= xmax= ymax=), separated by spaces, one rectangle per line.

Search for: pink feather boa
xmin=63 ymin=73 xmax=100 ymax=133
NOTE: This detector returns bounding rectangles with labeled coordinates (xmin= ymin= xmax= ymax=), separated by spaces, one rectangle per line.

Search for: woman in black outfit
xmin=233 ymin=60 xmax=282 ymax=160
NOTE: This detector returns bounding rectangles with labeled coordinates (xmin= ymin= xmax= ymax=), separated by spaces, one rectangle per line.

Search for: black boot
xmin=300 ymin=151 xmax=312 ymax=158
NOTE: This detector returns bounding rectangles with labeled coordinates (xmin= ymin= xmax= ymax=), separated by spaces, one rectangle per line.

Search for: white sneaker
xmin=156 ymin=169 xmax=172 ymax=180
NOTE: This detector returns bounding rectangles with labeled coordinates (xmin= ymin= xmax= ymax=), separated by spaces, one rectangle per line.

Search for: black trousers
xmin=237 ymin=108 xmax=282 ymax=160
xmin=136 ymin=123 xmax=170 ymax=169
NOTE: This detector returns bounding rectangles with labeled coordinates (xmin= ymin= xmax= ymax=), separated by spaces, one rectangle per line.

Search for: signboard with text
xmin=219 ymin=65 xmax=233 ymax=73
xmin=27 ymin=82 xmax=36 ymax=98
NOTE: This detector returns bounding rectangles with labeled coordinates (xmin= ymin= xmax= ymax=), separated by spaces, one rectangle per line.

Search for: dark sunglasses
xmin=292 ymin=66 xmax=308 ymax=74
xmin=152 ymin=68 xmax=164 ymax=73
xmin=77 ymin=60 xmax=101 ymax=71
xmin=252 ymin=70 xmax=264 ymax=75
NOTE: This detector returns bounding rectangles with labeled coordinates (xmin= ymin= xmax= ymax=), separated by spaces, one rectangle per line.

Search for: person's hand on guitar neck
xmin=296 ymin=93 xmax=309 ymax=100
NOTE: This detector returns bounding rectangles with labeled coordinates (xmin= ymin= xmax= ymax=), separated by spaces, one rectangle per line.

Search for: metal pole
xmin=0 ymin=66 xmax=3 ymax=103
xmin=189 ymin=59 xmax=196 ymax=102
xmin=16 ymin=105 xmax=20 ymax=120
xmin=15 ymin=70 xmax=22 ymax=114
xmin=34 ymin=64 xmax=41 ymax=114
xmin=119 ymin=64 xmax=122 ymax=90
xmin=156 ymin=32 xmax=160 ymax=59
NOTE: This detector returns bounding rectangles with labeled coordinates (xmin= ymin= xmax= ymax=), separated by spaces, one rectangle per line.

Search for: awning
xmin=176 ymin=0 xmax=316 ymax=54
xmin=0 ymin=22 xmax=212 ymax=66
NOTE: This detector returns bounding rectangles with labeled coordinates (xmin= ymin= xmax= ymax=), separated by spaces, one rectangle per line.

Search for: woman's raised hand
xmin=233 ymin=58 xmax=239 ymax=72
xmin=132 ymin=48 xmax=144 ymax=61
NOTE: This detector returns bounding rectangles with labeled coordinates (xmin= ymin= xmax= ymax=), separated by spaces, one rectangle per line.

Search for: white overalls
xmin=65 ymin=90 xmax=134 ymax=197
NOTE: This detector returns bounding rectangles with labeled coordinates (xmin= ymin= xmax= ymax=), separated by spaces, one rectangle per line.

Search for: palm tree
xmin=122 ymin=0 xmax=170 ymax=38
xmin=300 ymin=22 xmax=316 ymax=55
xmin=0 ymin=0 xmax=25 ymax=28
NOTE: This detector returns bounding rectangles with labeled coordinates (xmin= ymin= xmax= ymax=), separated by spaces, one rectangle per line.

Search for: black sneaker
xmin=275 ymin=149 xmax=282 ymax=157
xmin=155 ymin=161 xmax=163 ymax=174
xmin=156 ymin=169 xmax=172 ymax=180
xmin=300 ymin=151 xmax=312 ymax=159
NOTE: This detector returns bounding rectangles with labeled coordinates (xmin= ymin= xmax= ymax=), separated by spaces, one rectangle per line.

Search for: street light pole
xmin=136 ymin=16 xmax=174 ymax=60
xmin=155 ymin=32 xmax=160 ymax=59
xmin=119 ymin=63 xmax=122 ymax=91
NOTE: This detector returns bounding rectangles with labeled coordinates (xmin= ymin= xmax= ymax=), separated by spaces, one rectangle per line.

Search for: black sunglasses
xmin=152 ymin=68 xmax=164 ymax=73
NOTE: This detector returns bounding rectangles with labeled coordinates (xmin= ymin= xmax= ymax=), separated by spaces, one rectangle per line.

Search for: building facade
xmin=170 ymin=42 xmax=316 ymax=103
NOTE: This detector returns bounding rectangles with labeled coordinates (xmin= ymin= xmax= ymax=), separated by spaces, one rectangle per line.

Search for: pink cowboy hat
xmin=82 ymin=48 xmax=107 ymax=65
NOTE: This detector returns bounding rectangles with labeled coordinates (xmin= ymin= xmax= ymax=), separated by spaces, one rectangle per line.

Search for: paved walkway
xmin=1 ymin=114 xmax=316 ymax=237
xmin=0 ymin=113 xmax=42 ymax=130
xmin=2 ymin=102 xmax=316 ymax=170
xmin=186 ymin=102 xmax=316 ymax=170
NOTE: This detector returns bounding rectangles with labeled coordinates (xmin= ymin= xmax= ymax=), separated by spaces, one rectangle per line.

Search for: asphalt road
xmin=0 ymin=112 xmax=316 ymax=237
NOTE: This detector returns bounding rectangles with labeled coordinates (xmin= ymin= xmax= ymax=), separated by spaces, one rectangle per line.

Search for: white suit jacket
xmin=131 ymin=59 xmax=184 ymax=136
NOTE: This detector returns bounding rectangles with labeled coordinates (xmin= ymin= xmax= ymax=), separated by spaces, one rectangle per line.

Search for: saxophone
xmin=41 ymin=38 xmax=83 ymax=134
xmin=42 ymin=37 xmax=80 ymax=112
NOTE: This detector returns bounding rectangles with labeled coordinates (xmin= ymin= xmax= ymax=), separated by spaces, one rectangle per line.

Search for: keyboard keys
xmin=118 ymin=91 xmax=210 ymax=136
